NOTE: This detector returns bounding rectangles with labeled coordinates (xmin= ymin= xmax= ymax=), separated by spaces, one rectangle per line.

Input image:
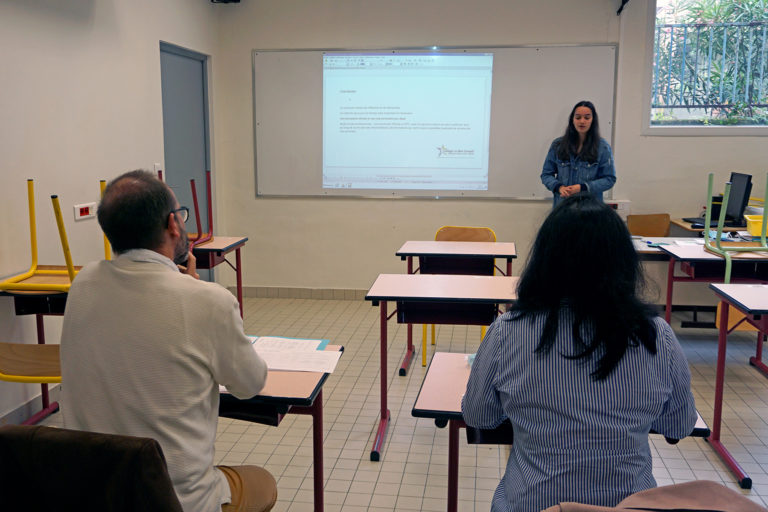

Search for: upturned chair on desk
xmin=0 ymin=179 xmax=102 ymax=424
xmin=420 ymin=226 xmax=497 ymax=366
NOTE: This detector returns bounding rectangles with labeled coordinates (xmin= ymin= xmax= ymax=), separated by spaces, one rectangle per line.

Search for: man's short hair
xmin=98 ymin=170 xmax=176 ymax=253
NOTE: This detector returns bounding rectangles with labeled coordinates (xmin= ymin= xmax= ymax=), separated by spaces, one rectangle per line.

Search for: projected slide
xmin=322 ymin=53 xmax=493 ymax=191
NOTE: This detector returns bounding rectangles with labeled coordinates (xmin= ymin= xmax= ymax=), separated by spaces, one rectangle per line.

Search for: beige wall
xmin=0 ymin=0 xmax=219 ymax=418
xmin=211 ymin=0 xmax=620 ymax=293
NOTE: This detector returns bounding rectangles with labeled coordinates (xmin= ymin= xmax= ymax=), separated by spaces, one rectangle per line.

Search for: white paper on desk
xmin=675 ymin=240 xmax=699 ymax=246
xmin=258 ymin=350 xmax=342 ymax=373
xmin=252 ymin=336 xmax=322 ymax=352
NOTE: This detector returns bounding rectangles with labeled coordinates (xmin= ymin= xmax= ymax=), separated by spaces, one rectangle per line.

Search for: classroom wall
xmin=0 ymin=0 xmax=219 ymax=420
xmin=211 ymin=0 xmax=620 ymax=293
xmin=211 ymin=0 xmax=766 ymax=294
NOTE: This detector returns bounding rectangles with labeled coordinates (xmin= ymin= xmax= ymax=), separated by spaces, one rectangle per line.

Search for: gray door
xmin=160 ymin=43 xmax=212 ymax=280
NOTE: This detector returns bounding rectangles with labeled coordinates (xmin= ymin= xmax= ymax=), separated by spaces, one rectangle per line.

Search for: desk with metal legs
xmin=193 ymin=236 xmax=248 ymax=318
xmin=413 ymin=352 xmax=713 ymax=512
xmin=659 ymin=244 xmax=768 ymax=325
xmin=395 ymin=241 xmax=518 ymax=369
xmin=219 ymin=345 xmax=342 ymax=512
xmin=396 ymin=241 xmax=517 ymax=276
xmin=707 ymin=283 xmax=768 ymax=489
xmin=364 ymin=273 xmax=518 ymax=461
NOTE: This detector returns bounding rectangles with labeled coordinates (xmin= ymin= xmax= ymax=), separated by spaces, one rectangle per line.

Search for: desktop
xmin=683 ymin=172 xmax=752 ymax=228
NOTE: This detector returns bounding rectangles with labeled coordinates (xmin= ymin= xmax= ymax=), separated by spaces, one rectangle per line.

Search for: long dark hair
xmin=511 ymin=194 xmax=657 ymax=380
xmin=556 ymin=100 xmax=601 ymax=163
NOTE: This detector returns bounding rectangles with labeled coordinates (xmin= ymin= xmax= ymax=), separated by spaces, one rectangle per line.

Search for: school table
xmin=396 ymin=240 xmax=517 ymax=276
xmin=412 ymin=352 xmax=713 ymax=512
xmin=364 ymin=273 xmax=518 ymax=461
xmin=192 ymin=236 xmax=248 ymax=318
xmin=707 ymin=283 xmax=768 ymax=489
xmin=219 ymin=344 xmax=342 ymax=512
xmin=395 ymin=240 xmax=518 ymax=369
xmin=659 ymin=243 xmax=768 ymax=325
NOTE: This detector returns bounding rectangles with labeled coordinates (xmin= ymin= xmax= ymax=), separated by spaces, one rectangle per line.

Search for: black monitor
xmin=724 ymin=172 xmax=752 ymax=227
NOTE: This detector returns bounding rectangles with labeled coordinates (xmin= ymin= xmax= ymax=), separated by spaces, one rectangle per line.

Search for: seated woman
xmin=462 ymin=194 xmax=696 ymax=512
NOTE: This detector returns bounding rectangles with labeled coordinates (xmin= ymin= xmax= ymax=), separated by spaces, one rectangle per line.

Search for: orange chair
xmin=420 ymin=226 xmax=497 ymax=366
xmin=626 ymin=213 xmax=670 ymax=237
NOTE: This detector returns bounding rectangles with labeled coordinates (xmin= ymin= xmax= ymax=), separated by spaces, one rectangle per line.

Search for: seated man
xmin=61 ymin=170 xmax=275 ymax=512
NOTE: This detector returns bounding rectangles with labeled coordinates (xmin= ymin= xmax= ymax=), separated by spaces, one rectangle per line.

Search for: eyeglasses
xmin=171 ymin=206 xmax=189 ymax=223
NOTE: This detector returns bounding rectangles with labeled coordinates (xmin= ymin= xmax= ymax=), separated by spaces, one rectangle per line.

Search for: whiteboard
xmin=252 ymin=45 xmax=616 ymax=199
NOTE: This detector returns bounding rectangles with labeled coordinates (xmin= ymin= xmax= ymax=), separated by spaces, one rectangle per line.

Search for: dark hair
xmin=511 ymin=194 xmax=657 ymax=380
xmin=97 ymin=170 xmax=176 ymax=253
xmin=556 ymin=100 xmax=601 ymax=163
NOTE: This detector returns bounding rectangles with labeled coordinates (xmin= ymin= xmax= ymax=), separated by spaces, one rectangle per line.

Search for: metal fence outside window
xmin=652 ymin=21 xmax=768 ymax=123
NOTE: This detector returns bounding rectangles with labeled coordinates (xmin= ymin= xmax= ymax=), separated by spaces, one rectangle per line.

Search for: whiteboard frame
xmin=252 ymin=44 xmax=618 ymax=200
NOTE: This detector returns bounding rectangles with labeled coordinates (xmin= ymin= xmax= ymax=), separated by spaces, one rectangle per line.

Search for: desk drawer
xmin=397 ymin=301 xmax=498 ymax=326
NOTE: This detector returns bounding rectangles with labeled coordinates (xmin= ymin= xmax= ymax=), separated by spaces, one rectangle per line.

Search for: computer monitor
xmin=724 ymin=172 xmax=752 ymax=227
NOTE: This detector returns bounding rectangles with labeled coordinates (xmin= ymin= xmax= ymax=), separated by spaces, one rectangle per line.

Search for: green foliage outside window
xmin=652 ymin=0 xmax=768 ymax=126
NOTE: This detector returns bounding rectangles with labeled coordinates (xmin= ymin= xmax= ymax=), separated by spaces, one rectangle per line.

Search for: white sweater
xmin=61 ymin=249 xmax=267 ymax=512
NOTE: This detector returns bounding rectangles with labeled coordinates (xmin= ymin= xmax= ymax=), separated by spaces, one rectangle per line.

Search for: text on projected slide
xmin=322 ymin=53 xmax=493 ymax=191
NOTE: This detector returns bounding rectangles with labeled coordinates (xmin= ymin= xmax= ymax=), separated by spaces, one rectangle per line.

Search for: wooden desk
xmin=707 ymin=283 xmax=768 ymax=489
xmin=396 ymin=240 xmax=517 ymax=276
xmin=659 ymin=243 xmax=768 ymax=325
xmin=364 ymin=273 xmax=518 ymax=461
xmin=671 ymin=218 xmax=707 ymax=232
xmin=413 ymin=352 xmax=712 ymax=512
xmin=193 ymin=236 xmax=248 ymax=318
xmin=219 ymin=345 xmax=341 ymax=512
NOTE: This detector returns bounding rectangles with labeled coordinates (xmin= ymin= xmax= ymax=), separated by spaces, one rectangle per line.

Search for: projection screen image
xmin=322 ymin=53 xmax=494 ymax=191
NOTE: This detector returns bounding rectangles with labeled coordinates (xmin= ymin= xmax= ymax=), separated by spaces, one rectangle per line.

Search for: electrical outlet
xmin=74 ymin=202 xmax=97 ymax=221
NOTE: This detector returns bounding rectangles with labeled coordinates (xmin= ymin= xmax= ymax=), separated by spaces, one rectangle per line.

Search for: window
xmin=648 ymin=0 xmax=768 ymax=131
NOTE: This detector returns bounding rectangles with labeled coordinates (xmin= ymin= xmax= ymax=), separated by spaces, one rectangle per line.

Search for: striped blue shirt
xmin=462 ymin=309 xmax=696 ymax=512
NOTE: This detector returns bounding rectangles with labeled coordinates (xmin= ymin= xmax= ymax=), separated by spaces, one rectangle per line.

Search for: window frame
xmin=641 ymin=0 xmax=768 ymax=137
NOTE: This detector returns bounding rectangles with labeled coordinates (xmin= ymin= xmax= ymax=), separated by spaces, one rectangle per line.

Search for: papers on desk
xmin=248 ymin=335 xmax=340 ymax=373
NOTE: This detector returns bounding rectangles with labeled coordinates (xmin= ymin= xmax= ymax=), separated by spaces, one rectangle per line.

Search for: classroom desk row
xmin=365 ymin=240 xmax=519 ymax=461
xmin=366 ymin=238 xmax=767 ymax=494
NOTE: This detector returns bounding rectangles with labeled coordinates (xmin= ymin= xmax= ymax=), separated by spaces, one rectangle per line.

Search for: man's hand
xmin=177 ymin=251 xmax=199 ymax=279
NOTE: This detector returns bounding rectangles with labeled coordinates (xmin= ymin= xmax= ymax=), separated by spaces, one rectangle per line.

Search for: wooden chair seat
xmin=0 ymin=343 xmax=61 ymax=384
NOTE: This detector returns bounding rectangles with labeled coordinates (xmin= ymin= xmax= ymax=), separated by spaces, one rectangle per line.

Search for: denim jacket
xmin=540 ymin=137 xmax=616 ymax=206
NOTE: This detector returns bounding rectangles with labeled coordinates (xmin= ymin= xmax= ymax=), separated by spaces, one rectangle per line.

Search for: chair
xmin=0 ymin=342 xmax=61 ymax=425
xmin=421 ymin=226 xmax=497 ymax=366
xmin=0 ymin=424 xmax=184 ymax=511
xmin=626 ymin=213 xmax=670 ymax=237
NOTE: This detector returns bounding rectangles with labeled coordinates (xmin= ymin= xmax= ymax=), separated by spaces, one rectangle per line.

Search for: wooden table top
xmin=709 ymin=283 xmax=768 ymax=315
xmin=396 ymin=241 xmax=517 ymax=259
xmin=193 ymin=236 xmax=248 ymax=253
xmin=365 ymin=274 xmax=519 ymax=303
xmin=222 ymin=344 xmax=341 ymax=404
xmin=660 ymin=242 xmax=768 ymax=261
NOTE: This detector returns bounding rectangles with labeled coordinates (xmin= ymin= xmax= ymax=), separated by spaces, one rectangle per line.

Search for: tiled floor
xmin=44 ymin=297 xmax=768 ymax=510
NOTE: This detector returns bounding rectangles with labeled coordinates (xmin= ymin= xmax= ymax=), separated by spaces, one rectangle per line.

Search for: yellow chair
xmin=0 ymin=180 xmax=77 ymax=293
xmin=421 ymin=226 xmax=497 ymax=366
xmin=0 ymin=343 xmax=61 ymax=424
xmin=626 ymin=213 xmax=670 ymax=237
